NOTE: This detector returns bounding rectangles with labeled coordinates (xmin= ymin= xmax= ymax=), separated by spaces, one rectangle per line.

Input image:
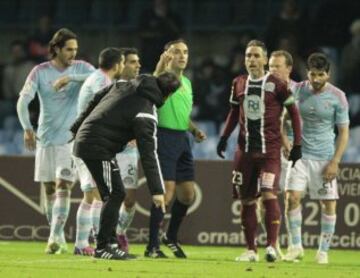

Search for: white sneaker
xmin=235 ymin=250 xmax=259 ymax=262
xmin=275 ymin=241 xmax=284 ymax=260
xmin=265 ymin=246 xmax=277 ymax=262
xmin=284 ymin=246 xmax=304 ymax=262
xmin=315 ymin=251 xmax=328 ymax=264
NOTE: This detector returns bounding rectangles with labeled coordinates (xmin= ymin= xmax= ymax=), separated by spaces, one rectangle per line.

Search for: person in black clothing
xmin=71 ymin=72 xmax=181 ymax=260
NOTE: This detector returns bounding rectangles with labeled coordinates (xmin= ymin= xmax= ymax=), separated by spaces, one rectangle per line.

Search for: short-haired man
xmin=17 ymin=28 xmax=95 ymax=254
xmin=146 ymin=39 xmax=206 ymax=258
xmin=72 ymin=72 xmax=181 ymax=260
xmin=284 ymin=53 xmax=349 ymax=264
xmin=268 ymin=50 xmax=297 ymax=256
xmin=115 ymin=47 xmax=142 ymax=252
xmin=73 ymin=47 xmax=124 ymax=256
xmin=217 ymin=40 xmax=302 ymax=262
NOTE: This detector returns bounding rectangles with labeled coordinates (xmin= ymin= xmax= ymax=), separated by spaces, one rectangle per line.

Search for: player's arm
xmin=189 ymin=121 xmax=207 ymax=143
xmin=280 ymin=110 xmax=292 ymax=158
xmin=323 ymin=94 xmax=350 ymax=182
xmin=323 ymin=124 xmax=349 ymax=182
xmin=281 ymin=83 xmax=302 ymax=166
xmin=133 ymin=113 xmax=166 ymax=212
xmin=54 ymin=62 xmax=95 ymax=91
xmin=16 ymin=67 xmax=38 ymax=151
xmin=216 ymin=80 xmax=240 ymax=159
xmin=70 ymin=84 xmax=113 ymax=137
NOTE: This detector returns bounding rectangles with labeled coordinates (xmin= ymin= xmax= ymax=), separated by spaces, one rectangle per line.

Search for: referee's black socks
xmin=148 ymin=204 xmax=165 ymax=250
xmin=166 ymin=199 xmax=189 ymax=242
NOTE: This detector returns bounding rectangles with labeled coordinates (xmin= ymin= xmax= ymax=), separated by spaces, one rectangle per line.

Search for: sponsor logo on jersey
xmin=243 ymin=94 xmax=264 ymax=120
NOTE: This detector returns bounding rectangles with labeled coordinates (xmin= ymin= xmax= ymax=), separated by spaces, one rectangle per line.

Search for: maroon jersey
xmin=229 ymin=73 xmax=292 ymax=158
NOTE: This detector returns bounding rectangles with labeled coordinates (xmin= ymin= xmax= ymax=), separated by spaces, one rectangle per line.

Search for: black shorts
xmin=157 ymin=128 xmax=195 ymax=182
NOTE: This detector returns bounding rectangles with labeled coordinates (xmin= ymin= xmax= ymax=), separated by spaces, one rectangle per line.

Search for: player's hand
xmin=322 ymin=160 xmax=339 ymax=183
xmin=193 ymin=128 xmax=207 ymax=143
xmin=24 ymin=129 xmax=37 ymax=151
xmin=288 ymin=144 xmax=302 ymax=167
xmin=152 ymin=194 xmax=166 ymax=213
xmin=216 ymin=136 xmax=228 ymax=159
xmin=53 ymin=76 xmax=70 ymax=91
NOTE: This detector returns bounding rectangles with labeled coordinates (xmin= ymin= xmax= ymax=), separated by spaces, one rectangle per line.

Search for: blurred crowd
xmin=0 ymin=0 xmax=360 ymax=158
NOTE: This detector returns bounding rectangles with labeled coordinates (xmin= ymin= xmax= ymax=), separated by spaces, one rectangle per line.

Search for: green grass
xmin=0 ymin=241 xmax=359 ymax=278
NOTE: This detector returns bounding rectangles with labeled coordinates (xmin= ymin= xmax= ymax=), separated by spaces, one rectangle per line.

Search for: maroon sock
xmin=241 ymin=203 xmax=258 ymax=251
xmin=263 ymin=199 xmax=281 ymax=247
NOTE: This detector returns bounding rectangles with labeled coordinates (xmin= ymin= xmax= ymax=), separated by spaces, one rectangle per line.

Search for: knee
xmin=178 ymin=191 xmax=195 ymax=206
xmin=287 ymin=192 xmax=301 ymax=210
xmin=124 ymin=195 xmax=136 ymax=208
xmin=44 ymin=184 xmax=55 ymax=195
xmin=56 ymin=180 xmax=71 ymax=190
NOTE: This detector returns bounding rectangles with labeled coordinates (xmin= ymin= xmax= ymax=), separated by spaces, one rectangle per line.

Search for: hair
xmin=48 ymin=28 xmax=77 ymax=59
xmin=119 ymin=47 xmax=139 ymax=60
xmin=98 ymin=47 xmax=123 ymax=70
xmin=246 ymin=40 xmax=267 ymax=56
xmin=307 ymin=52 xmax=330 ymax=73
xmin=156 ymin=72 xmax=181 ymax=97
xmin=270 ymin=50 xmax=293 ymax=67
xmin=164 ymin=38 xmax=187 ymax=51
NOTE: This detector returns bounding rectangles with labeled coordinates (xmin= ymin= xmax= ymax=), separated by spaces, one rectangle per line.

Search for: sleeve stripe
xmin=135 ymin=113 xmax=158 ymax=123
xmin=283 ymin=95 xmax=295 ymax=106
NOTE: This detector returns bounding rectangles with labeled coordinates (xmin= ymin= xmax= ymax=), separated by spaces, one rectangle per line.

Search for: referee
xmin=72 ymin=72 xmax=180 ymax=260
xmin=145 ymin=39 xmax=206 ymax=258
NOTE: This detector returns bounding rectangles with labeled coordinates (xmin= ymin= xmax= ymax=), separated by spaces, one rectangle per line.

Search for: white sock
xmin=44 ymin=193 xmax=55 ymax=225
xmin=75 ymin=200 xmax=92 ymax=248
xmin=90 ymin=200 xmax=103 ymax=239
xmin=319 ymin=213 xmax=336 ymax=253
xmin=48 ymin=189 xmax=71 ymax=243
xmin=117 ymin=203 xmax=136 ymax=235
xmin=287 ymin=206 xmax=302 ymax=248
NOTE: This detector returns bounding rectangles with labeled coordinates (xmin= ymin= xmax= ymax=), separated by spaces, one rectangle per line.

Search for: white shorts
xmin=73 ymin=156 xmax=96 ymax=192
xmin=279 ymin=153 xmax=291 ymax=192
xmin=35 ymin=143 xmax=75 ymax=183
xmin=287 ymin=158 xmax=339 ymax=200
xmin=116 ymin=145 xmax=139 ymax=189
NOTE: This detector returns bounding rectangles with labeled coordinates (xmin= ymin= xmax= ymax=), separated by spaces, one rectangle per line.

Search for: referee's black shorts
xmin=157 ymin=127 xmax=195 ymax=182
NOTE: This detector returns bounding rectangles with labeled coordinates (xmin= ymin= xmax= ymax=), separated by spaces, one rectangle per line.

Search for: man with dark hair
xmin=115 ymin=47 xmax=141 ymax=253
xmin=284 ymin=53 xmax=349 ymax=264
xmin=217 ymin=40 xmax=302 ymax=262
xmin=73 ymin=47 xmax=125 ymax=256
xmin=72 ymin=72 xmax=181 ymax=260
xmin=16 ymin=28 xmax=95 ymax=254
xmin=146 ymin=39 xmax=206 ymax=259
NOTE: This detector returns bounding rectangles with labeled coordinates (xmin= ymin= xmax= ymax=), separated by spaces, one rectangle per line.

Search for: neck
xmin=51 ymin=57 xmax=67 ymax=70
xmin=119 ymin=74 xmax=130 ymax=81
xmin=102 ymin=68 xmax=115 ymax=80
xmin=249 ymin=70 xmax=265 ymax=80
xmin=172 ymin=67 xmax=183 ymax=78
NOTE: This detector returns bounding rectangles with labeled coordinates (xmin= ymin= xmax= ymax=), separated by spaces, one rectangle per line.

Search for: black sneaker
xmin=144 ymin=248 xmax=168 ymax=258
xmin=162 ymin=235 xmax=187 ymax=258
xmin=94 ymin=245 xmax=137 ymax=260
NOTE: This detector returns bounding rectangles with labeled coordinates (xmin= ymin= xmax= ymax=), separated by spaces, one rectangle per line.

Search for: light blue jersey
xmin=294 ymin=81 xmax=349 ymax=160
xmin=18 ymin=60 xmax=95 ymax=146
xmin=77 ymin=69 xmax=112 ymax=115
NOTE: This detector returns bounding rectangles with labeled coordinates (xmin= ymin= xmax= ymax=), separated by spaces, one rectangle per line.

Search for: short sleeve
xmin=335 ymin=93 xmax=350 ymax=125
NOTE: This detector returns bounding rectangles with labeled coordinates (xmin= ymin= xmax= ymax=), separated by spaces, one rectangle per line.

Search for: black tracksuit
xmin=72 ymin=74 xmax=165 ymax=249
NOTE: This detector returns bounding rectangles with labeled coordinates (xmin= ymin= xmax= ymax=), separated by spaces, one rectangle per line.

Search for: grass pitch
xmin=0 ymin=241 xmax=359 ymax=278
